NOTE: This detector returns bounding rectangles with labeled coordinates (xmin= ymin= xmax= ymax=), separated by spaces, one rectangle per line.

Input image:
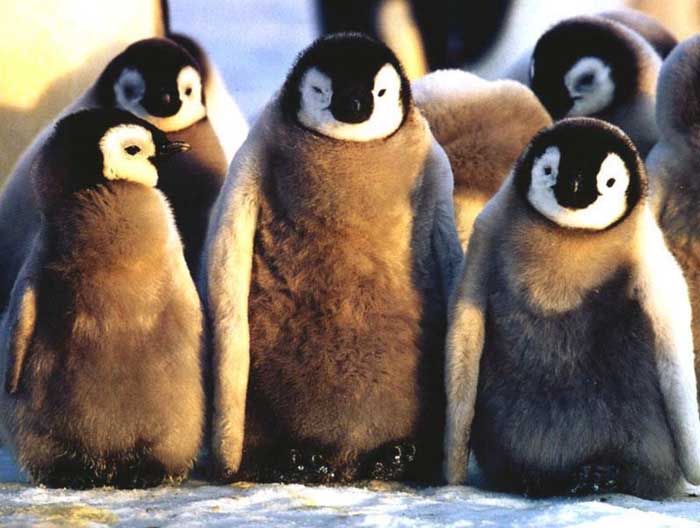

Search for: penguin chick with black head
xmin=528 ymin=16 xmax=661 ymax=157
xmin=647 ymin=35 xmax=700 ymax=402
xmin=0 ymin=38 xmax=228 ymax=310
xmin=0 ymin=109 xmax=205 ymax=488
xmin=201 ymin=32 xmax=462 ymax=483
xmin=444 ymin=118 xmax=700 ymax=498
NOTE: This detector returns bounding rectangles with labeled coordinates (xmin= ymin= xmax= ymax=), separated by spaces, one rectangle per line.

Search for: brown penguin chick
xmin=0 ymin=37 xmax=229 ymax=311
xmin=200 ymin=33 xmax=463 ymax=483
xmin=444 ymin=117 xmax=700 ymax=498
xmin=413 ymin=69 xmax=551 ymax=250
xmin=646 ymin=35 xmax=700 ymax=402
xmin=0 ymin=109 xmax=204 ymax=488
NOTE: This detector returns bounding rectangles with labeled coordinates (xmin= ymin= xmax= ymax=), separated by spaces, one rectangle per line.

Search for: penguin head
xmin=35 ymin=109 xmax=190 ymax=211
xmin=530 ymin=17 xmax=639 ymax=119
xmin=515 ymin=118 xmax=645 ymax=231
xmin=97 ymin=38 xmax=206 ymax=132
xmin=281 ymin=32 xmax=411 ymax=141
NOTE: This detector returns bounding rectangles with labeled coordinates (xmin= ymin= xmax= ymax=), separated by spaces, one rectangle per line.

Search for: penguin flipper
xmin=427 ymin=139 xmax=463 ymax=300
xmin=634 ymin=207 xmax=700 ymax=485
xmin=199 ymin=138 xmax=261 ymax=478
xmin=443 ymin=182 xmax=505 ymax=485
xmin=2 ymin=251 xmax=39 ymax=395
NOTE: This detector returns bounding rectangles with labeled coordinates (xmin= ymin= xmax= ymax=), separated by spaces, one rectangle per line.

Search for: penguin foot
xmin=568 ymin=464 xmax=619 ymax=496
xmin=267 ymin=448 xmax=336 ymax=484
xmin=368 ymin=442 xmax=417 ymax=481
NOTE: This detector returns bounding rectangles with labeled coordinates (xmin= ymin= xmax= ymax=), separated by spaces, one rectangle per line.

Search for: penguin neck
xmin=263 ymin=100 xmax=431 ymax=226
xmin=501 ymin=187 xmax=643 ymax=314
xmin=42 ymin=183 xmax=179 ymax=277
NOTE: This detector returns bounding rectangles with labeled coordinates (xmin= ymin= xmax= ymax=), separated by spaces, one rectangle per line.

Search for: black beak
xmin=156 ymin=140 xmax=191 ymax=158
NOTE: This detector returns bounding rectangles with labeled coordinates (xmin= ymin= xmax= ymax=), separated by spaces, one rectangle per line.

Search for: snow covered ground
xmin=3 ymin=1 xmax=700 ymax=526
xmin=1 ymin=448 xmax=700 ymax=526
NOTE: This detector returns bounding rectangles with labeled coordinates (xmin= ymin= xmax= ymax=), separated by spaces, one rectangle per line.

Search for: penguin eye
xmin=185 ymin=86 xmax=193 ymax=96
xmin=125 ymin=145 xmax=141 ymax=156
xmin=544 ymin=166 xmax=552 ymax=176
xmin=124 ymin=86 xmax=136 ymax=99
xmin=378 ymin=88 xmax=386 ymax=97
xmin=312 ymin=86 xmax=323 ymax=94
xmin=606 ymin=178 xmax=615 ymax=188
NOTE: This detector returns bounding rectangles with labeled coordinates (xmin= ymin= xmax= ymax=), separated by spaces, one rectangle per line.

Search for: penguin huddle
xmin=1 ymin=8 xmax=700 ymax=501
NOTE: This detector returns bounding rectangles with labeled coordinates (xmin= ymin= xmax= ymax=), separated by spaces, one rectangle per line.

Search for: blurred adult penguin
xmin=413 ymin=69 xmax=551 ymax=249
xmin=201 ymin=33 xmax=462 ymax=483
xmin=444 ymin=118 xmax=700 ymax=498
xmin=526 ymin=16 xmax=661 ymax=157
xmin=0 ymin=38 xmax=231 ymax=311
xmin=0 ymin=0 xmax=168 ymax=185
xmin=647 ymin=35 xmax=700 ymax=401
xmin=0 ymin=109 xmax=204 ymax=488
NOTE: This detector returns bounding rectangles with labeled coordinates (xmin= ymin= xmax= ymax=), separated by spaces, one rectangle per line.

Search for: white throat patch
xmin=99 ymin=124 xmax=158 ymax=187
xmin=297 ymin=63 xmax=404 ymax=141
xmin=113 ymin=66 xmax=206 ymax=132
xmin=528 ymin=146 xmax=630 ymax=230
xmin=564 ymin=57 xmax=614 ymax=117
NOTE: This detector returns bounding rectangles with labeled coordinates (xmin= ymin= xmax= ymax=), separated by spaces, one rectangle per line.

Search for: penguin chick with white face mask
xmin=0 ymin=38 xmax=229 ymax=311
xmin=528 ymin=16 xmax=661 ymax=157
xmin=444 ymin=118 xmax=700 ymax=498
xmin=201 ymin=32 xmax=462 ymax=483
xmin=647 ymin=35 xmax=700 ymax=403
xmin=0 ymin=109 xmax=204 ymax=488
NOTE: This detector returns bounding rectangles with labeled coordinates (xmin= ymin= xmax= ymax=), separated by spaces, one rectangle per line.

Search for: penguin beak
xmin=156 ymin=140 xmax=191 ymax=158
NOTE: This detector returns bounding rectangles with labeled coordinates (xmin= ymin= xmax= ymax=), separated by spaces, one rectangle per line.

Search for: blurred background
xmin=1 ymin=0 xmax=699 ymax=180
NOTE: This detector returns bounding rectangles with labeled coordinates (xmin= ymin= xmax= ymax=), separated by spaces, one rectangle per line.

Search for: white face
xmin=99 ymin=124 xmax=159 ymax=187
xmin=528 ymin=146 xmax=630 ymax=230
xmin=297 ymin=63 xmax=404 ymax=141
xmin=564 ymin=57 xmax=615 ymax=117
xmin=113 ymin=65 xmax=206 ymax=132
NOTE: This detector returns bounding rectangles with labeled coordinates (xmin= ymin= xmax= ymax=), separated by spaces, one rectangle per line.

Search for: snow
xmin=1 ymin=449 xmax=699 ymax=526
xmin=2 ymin=1 xmax=700 ymax=526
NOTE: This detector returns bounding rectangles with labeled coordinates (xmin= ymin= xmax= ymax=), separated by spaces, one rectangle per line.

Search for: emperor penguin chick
xmin=528 ymin=16 xmax=661 ymax=156
xmin=0 ymin=109 xmax=204 ymax=488
xmin=0 ymin=37 xmax=228 ymax=309
xmin=413 ymin=69 xmax=551 ymax=249
xmin=647 ymin=35 xmax=700 ymax=401
xmin=444 ymin=118 xmax=700 ymax=498
xmin=201 ymin=33 xmax=463 ymax=483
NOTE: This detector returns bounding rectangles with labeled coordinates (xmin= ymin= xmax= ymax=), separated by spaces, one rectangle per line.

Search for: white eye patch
xmin=564 ymin=57 xmax=614 ymax=117
xmin=99 ymin=124 xmax=158 ymax=187
xmin=114 ymin=68 xmax=146 ymax=108
xmin=297 ymin=63 xmax=404 ymax=141
xmin=113 ymin=65 xmax=206 ymax=133
xmin=528 ymin=148 xmax=630 ymax=230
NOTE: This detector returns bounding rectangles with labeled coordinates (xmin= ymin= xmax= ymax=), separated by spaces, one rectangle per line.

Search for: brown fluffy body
xmin=0 ymin=182 xmax=204 ymax=488
xmin=204 ymin=100 xmax=462 ymax=482
xmin=413 ymin=70 xmax=551 ymax=249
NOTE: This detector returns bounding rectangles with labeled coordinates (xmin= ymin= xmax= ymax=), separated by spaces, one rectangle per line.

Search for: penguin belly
xmin=241 ymin=201 xmax=445 ymax=482
xmin=471 ymin=271 xmax=681 ymax=498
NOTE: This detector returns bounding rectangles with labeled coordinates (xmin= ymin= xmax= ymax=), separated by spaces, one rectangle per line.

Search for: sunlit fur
xmin=528 ymin=148 xmax=630 ymax=230
xmin=99 ymin=125 xmax=158 ymax=187
xmin=113 ymin=65 xmax=206 ymax=132
xmin=298 ymin=64 xmax=404 ymax=141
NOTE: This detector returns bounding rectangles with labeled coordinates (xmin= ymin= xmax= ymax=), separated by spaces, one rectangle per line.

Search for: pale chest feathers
xmin=499 ymin=216 xmax=635 ymax=314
